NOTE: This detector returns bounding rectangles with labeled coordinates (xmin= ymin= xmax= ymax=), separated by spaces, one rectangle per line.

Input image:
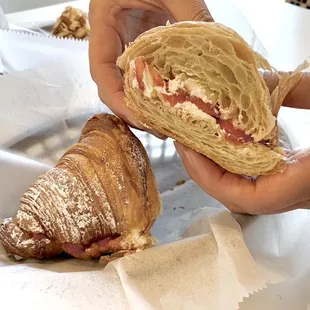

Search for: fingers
xmin=89 ymin=0 xmax=213 ymax=128
xmin=262 ymin=71 xmax=310 ymax=110
xmin=291 ymin=147 xmax=310 ymax=161
xmin=175 ymin=143 xmax=310 ymax=215
xmin=262 ymin=71 xmax=280 ymax=95
xmin=89 ymin=1 xmax=133 ymax=122
xmin=174 ymin=142 xmax=254 ymax=208
xmin=263 ymin=200 xmax=310 ymax=215
xmin=252 ymin=148 xmax=310 ymax=214
xmin=283 ymin=72 xmax=310 ymax=109
xmin=89 ymin=0 xmax=169 ymax=128
xmin=244 ymin=149 xmax=310 ymax=213
xmin=162 ymin=0 xmax=214 ymax=22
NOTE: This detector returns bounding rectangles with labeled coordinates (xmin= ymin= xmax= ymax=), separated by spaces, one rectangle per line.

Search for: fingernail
xmin=283 ymin=148 xmax=293 ymax=156
xmin=148 ymin=129 xmax=167 ymax=140
xmin=135 ymin=121 xmax=167 ymax=140
xmin=194 ymin=10 xmax=214 ymax=22
xmin=129 ymin=117 xmax=143 ymax=130
xmin=174 ymin=141 xmax=184 ymax=154
xmin=174 ymin=142 xmax=195 ymax=166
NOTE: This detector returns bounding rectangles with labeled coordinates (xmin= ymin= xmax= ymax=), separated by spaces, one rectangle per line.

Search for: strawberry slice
xmin=217 ymin=119 xmax=253 ymax=143
xmin=161 ymin=90 xmax=188 ymax=107
xmin=162 ymin=91 xmax=219 ymax=117
xmin=148 ymin=66 xmax=165 ymax=87
xmin=134 ymin=57 xmax=146 ymax=91
xmin=188 ymin=96 xmax=219 ymax=117
xmin=134 ymin=57 xmax=165 ymax=90
xmin=133 ymin=57 xmax=221 ymax=123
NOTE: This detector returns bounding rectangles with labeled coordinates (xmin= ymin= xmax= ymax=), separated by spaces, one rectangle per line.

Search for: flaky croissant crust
xmin=117 ymin=21 xmax=307 ymax=176
xmin=0 ymin=114 xmax=161 ymax=260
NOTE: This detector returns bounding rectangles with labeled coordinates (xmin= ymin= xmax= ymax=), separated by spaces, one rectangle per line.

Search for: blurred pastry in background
xmin=52 ymin=6 xmax=90 ymax=40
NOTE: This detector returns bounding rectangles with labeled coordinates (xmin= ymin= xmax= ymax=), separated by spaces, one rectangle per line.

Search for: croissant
xmin=52 ymin=6 xmax=90 ymax=40
xmin=117 ymin=21 xmax=308 ymax=176
xmin=0 ymin=114 xmax=161 ymax=260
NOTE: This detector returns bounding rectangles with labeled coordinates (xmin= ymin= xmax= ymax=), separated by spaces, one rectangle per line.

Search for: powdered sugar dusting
xmin=0 ymin=219 xmax=52 ymax=258
xmin=17 ymin=210 xmax=44 ymax=233
xmin=84 ymin=165 xmax=117 ymax=232
xmin=129 ymin=138 xmax=147 ymax=176
xmin=129 ymin=138 xmax=148 ymax=207
xmin=9 ymin=159 xmax=119 ymax=247
xmin=0 ymin=114 xmax=160 ymax=259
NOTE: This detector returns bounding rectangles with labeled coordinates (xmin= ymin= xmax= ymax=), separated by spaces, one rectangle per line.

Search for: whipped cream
xmin=130 ymin=59 xmax=216 ymax=106
xmin=174 ymin=101 xmax=217 ymax=123
xmin=142 ymin=66 xmax=155 ymax=98
xmin=130 ymin=60 xmax=139 ymax=90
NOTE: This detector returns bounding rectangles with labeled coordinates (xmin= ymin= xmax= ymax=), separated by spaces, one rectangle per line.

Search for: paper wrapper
xmin=106 ymin=211 xmax=265 ymax=310
xmin=1 ymin=4 xmax=310 ymax=309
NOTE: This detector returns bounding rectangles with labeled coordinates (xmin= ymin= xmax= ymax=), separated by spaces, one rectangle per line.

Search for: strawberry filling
xmin=27 ymin=232 xmax=119 ymax=259
xmin=62 ymin=235 xmax=119 ymax=259
xmin=134 ymin=57 xmax=147 ymax=91
xmin=161 ymin=90 xmax=219 ymax=117
xmin=217 ymin=119 xmax=253 ymax=143
xmin=32 ymin=233 xmax=46 ymax=241
xmin=132 ymin=57 xmax=254 ymax=144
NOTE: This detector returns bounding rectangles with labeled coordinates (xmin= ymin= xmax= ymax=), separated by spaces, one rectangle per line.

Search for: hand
xmin=175 ymin=143 xmax=310 ymax=214
xmin=89 ymin=0 xmax=213 ymax=129
xmin=264 ymin=71 xmax=310 ymax=110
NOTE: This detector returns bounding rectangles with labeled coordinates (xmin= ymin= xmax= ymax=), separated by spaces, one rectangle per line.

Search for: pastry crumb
xmin=179 ymin=206 xmax=185 ymax=209
xmin=176 ymin=180 xmax=186 ymax=186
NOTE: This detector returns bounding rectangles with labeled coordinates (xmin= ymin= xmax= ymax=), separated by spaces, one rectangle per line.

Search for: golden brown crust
xmin=0 ymin=114 xmax=161 ymax=260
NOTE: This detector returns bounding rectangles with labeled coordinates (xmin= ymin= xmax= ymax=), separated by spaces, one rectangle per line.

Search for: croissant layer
xmin=0 ymin=114 xmax=161 ymax=260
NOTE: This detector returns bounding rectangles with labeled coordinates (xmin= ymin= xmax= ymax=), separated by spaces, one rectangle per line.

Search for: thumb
xmin=162 ymin=0 xmax=214 ymax=22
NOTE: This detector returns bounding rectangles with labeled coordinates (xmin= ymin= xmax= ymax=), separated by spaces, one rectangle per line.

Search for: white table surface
xmin=233 ymin=0 xmax=310 ymax=70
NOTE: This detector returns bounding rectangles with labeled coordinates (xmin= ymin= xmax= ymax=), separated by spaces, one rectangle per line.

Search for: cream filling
xmin=174 ymin=102 xmax=224 ymax=137
xmin=129 ymin=60 xmax=139 ymax=90
xmin=129 ymin=60 xmax=276 ymax=144
xmin=132 ymin=76 xmax=139 ymax=90
xmin=220 ymin=106 xmax=239 ymax=120
xmin=181 ymin=79 xmax=212 ymax=104
xmin=132 ymin=64 xmax=223 ymax=136
xmin=130 ymin=60 xmax=247 ymax=138
xmin=165 ymin=76 xmax=215 ymax=105
xmin=131 ymin=59 xmax=216 ymax=106
xmin=142 ymin=66 xmax=155 ymax=98
xmin=174 ymin=102 xmax=216 ymax=122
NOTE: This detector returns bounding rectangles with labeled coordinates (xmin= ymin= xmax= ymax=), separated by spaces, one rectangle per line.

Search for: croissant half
xmin=117 ymin=21 xmax=307 ymax=176
xmin=0 ymin=114 xmax=161 ymax=260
